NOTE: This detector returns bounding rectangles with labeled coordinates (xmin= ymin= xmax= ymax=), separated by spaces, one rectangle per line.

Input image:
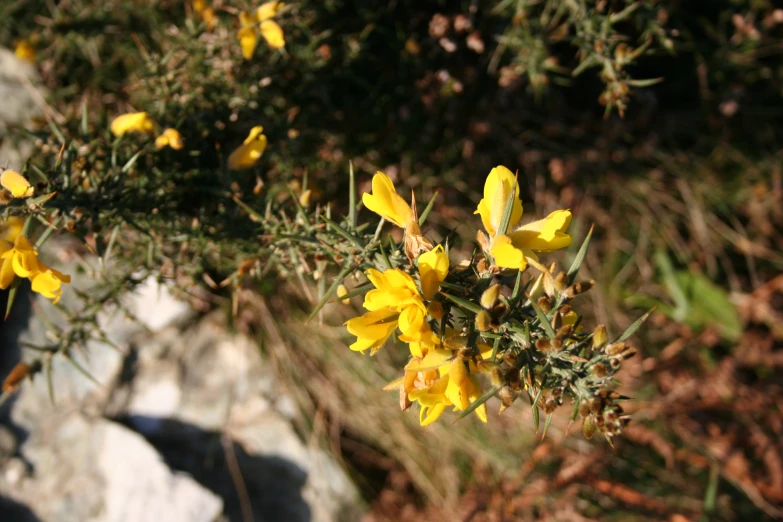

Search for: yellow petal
xmin=256 ymin=1 xmax=283 ymax=22
xmin=260 ymin=20 xmax=285 ymax=49
xmin=237 ymin=18 xmax=259 ymax=59
xmin=361 ymin=172 xmax=414 ymax=228
xmin=419 ymin=402 xmax=447 ymax=426
xmin=344 ymin=308 xmax=399 ymax=354
xmin=155 ymin=128 xmax=184 ymax=150
xmin=405 ymin=349 xmax=453 ymax=372
xmin=489 ymin=234 xmax=527 ymax=271
xmin=0 ymin=170 xmax=34 ymax=198
xmin=417 ymin=245 xmax=449 ymax=300
xmin=227 ymin=128 xmax=267 ymax=170
xmin=201 ymin=7 xmax=218 ymax=30
xmin=475 ymin=165 xmax=523 ymax=236
xmin=0 ymin=217 xmax=23 ymax=243
xmin=111 ymin=112 xmax=155 ymax=137
xmin=31 ymin=268 xmax=70 ymax=303
xmin=14 ymin=40 xmax=35 ymax=63
xmin=510 ymin=210 xmax=572 ymax=252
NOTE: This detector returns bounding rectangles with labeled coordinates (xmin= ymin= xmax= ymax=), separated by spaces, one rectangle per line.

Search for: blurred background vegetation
xmin=2 ymin=0 xmax=783 ymax=520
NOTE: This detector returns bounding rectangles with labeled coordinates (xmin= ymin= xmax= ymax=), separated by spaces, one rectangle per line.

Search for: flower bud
xmin=480 ymin=284 xmax=501 ymax=309
xmin=583 ymin=415 xmax=597 ymax=439
xmin=564 ymin=280 xmax=595 ymax=298
xmin=535 ymin=338 xmax=552 ymax=353
xmin=476 ymin=310 xmax=492 ymax=331
xmin=578 ymin=401 xmax=591 ymax=418
xmin=591 ymin=362 xmax=608 ymax=378
xmin=605 ymin=342 xmax=627 ymax=356
xmin=502 ymin=349 xmax=519 ymax=367
xmin=544 ymin=397 xmax=557 ymax=414
xmin=491 ymin=367 xmax=504 ymax=388
xmin=593 ymin=324 xmax=608 ymax=350
xmin=427 ymin=300 xmax=444 ymax=320
xmin=3 ymin=362 xmax=31 ymax=392
xmin=537 ymin=296 xmax=552 ymax=312
xmin=336 ymin=284 xmax=350 ymax=304
xmin=554 ymin=271 xmax=568 ymax=292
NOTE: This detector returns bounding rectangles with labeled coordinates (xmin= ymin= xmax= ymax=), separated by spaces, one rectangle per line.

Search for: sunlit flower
xmin=409 ymin=375 xmax=450 ymax=426
xmin=0 ymin=170 xmax=34 ymax=198
xmin=508 ymin=210 xmax=572 ymax=253
xmin=417 ymin=244 xmax=449 ymax=300
xmin=193 ymin=0 xmax=217 ymax=30
xmin=0 ymin=217 xmax=23 ymax=243
xmin=257 ymin=2 xmax=285 ymax=49
xmin=227 ymin=126 xmax=267 ymax=170
xmin=345 ymin=308 xmax=399 ymax=354
xmin=111 ymin=112 xmax=156 ymax=137
xmin=475 ymin=165 xmax=522 ymax=237
xmin=475 ymin=165 xmax=572 ymax=270
xmin=237 ymin=11 xmax=259 ymax=59
xmin=0 ymin=235 xmax=39 ymax=289
xmin=31 ymin=265 xmax=71 ymax=304
xmin=346 ymin=267 xmax=439 ymax=357
xmin=14 ymin=40 xmax=35 ymax=63
xmin=155 ymin=128 xmax=184 ymax=150
xmin=362 ymin=172 xmax=414 ymax=228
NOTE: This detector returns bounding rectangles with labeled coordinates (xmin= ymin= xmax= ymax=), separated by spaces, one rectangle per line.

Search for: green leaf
xmin=321 ymin=215 xmax=365 ymax=249
xmin=532 ymin=388 xmax=542 ymax=432
xmin=654 ymin=250 xmax=689 ymax=321
xmin=567 ymin=225 xmax=593 ymax=284
xmin=541 ymin=413 xmax=553 ymax=440
xmin=348 ymin=161 xmax=356 ymax=230
xmin=418 ymin=190 xmax=439 ymax=227
xmin=497 ymin=174 xmax=518 ymax=236
xmin=440 ymin=292 xmax=484 ymax=314
xmin=679 ymin=270 xmax=742 ymax=341
xmin=530 ymin=298 xmax=556 ymax=339
xmin=121 ymin=149 xmax=144 ymax=173
xmin=307 ymin=264 xmax=356 ymax=322
xmin=617 ymin=306 xmax=656 ymax=343
xmin=452 ymin=385 xmax=500 ymax=423
xmin=4 ymin=279 xmax=20 ymax=320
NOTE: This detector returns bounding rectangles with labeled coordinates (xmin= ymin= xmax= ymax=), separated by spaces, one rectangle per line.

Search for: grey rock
xmin=0 ymin=47 xmax=45 ymax=170
xmin=1 ymin=414 xmax=223 ymax=522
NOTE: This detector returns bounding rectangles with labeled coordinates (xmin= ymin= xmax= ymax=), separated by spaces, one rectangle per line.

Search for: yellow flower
xmin=0 ymin=217 xmax=23 ymax=243
xmin=408 ymin=375 xmax=450 ymax=426
xmin=227 ymin=126 xmax=267 ymax=170
xmin=0 ymin=170 xmax=34 ymax=198
xmin=193 ymin=0 xmax=217 ymax=30
xmin=257 ymin=2 xmax=285 ymax=49
xmin=417 ymin=244 xmax=449 ymax=300
xmin=111 ymin=112 xmax=156 ymax=137
xmin=15 ymin=39 xmax=35 ymax=63
xmin=237 ymin=11 xmax=259 ymax=59
xmin=0 ymin=235 xmax=39 ymax=289
xmin=256 ymin=1 xmax=283 ymax=21
xmin=363 ymin=268 xmax=424 ymax=312
xmin=508 ymin=210 xmax=572 ymax=253
xmin=155 ymin=128 xmax=184 ymax=150
xmin=31 ymin=264 xmax=70 ymax=304
xmin=344 ymin=308 xmax=399 ymax=354
xmin=362 ymin=172 xmax=415 ymax=228
xmin=260 ymin=21 xmax=285 ymax=49
xmin=347 ymin=267 xmax=439 ymax=357
xmin=475 ymin=165 xmax=522 ymax=237
xmin=475 ymin=166 xmax=572 ymax=270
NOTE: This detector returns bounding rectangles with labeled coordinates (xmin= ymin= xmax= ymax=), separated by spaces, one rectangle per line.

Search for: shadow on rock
xmin=115 ymin=415 xmax=312 ymax=522
xmin=0 ymin=285 xmax=33 ymax=422
xmin=0 ymin=495 xmax=41 ymax=522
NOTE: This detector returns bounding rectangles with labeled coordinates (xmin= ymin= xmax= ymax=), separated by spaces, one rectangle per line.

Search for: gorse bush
xmin=2 ymin=3 xmax=783 ymax=517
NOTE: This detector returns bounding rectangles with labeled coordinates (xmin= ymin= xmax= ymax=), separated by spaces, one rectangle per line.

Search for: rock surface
xmin=0 ymin=270 xmax=362 ymax=522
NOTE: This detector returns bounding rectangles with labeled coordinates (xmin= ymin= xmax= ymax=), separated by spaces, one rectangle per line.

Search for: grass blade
xmin=530 ymin=298 xmax=556 ymax=339
xmin=440 ymin=292 xmax=484 ymax=314
xmin=418 ymin=190 xmax=439 ymax=227
xmin=567 ymin=224 xmax=594 ymax=284
xmin=306 ymin=263 xmax=356 ymax=322
xmin=348 ymin=161 xmax=356 ymax=230
xmin=616 ymin=306 xmax=656 ymax=342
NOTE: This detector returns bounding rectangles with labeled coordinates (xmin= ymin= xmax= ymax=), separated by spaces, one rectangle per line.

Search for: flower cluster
xmin=0 ymin=171 xmax=70 ymax=305
xmin=342 ymin=167 xmax=634 ymax=438
xmin=238 ymin=1 xmax=286 ymax=59
xmin=110 ymin=112 xmax=184 ymax=151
